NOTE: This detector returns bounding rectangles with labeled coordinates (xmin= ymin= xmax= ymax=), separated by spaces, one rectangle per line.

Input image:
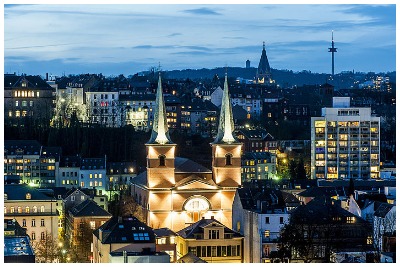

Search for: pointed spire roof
xmin=212 ymin=74 xmax=239 ymax=144
xmin=146 ymin=73 xmax=173 ymax=145
xmin=257 ymin=41 xmax=271 ymax=75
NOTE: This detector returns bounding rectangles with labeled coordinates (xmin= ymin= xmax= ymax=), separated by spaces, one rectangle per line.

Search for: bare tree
xmin=119 ymin=194 xmax=146 ymax=223
xmin=32 ymin=231 xmax=61 ymax=263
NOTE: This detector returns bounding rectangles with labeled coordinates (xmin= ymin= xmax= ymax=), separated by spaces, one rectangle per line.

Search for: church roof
xmin=257 ymin=42 xmax=271 ymax=75
xmin=211 ymin=74 xmax=240 ymax=145
xmin=132 ymin=157 xmax=211 ymax=187
xmin=146 ymin=74 xmax=174 ymax=145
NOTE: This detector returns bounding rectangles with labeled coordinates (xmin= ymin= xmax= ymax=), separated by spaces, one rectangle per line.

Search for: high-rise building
xmin=311 ymin=97 xmax=380 ymax=180
xmin=131 ymin=73 xmax=242 ymax=232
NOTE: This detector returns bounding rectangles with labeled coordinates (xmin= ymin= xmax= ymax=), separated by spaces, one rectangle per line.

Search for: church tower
xmin=211 ymin=74 xmax=242 ymax=187
xmin=256 ymin=42 xmax=273 ymax=84
xmin=145 ymin=73 xmax=176 ymax=188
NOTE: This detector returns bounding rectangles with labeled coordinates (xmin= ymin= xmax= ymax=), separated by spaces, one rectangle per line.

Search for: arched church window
xmin=225 ymin=154 xmax=233 ymax=166
xmin=159 ymin=155 xmax=166 ymax=166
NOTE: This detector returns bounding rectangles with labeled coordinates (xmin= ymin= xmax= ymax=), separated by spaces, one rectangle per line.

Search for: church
xmin=131 ymin=73 xmax=242 ymax=232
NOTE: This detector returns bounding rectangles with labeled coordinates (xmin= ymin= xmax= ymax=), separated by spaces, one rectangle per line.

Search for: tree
xmin=118 ymin=193 xmax=146 ymax=223
xmin=296 ymin=158 xmax=307 ymax=180
xmin=348 ymin=178 xmax=355 ymax=197
xmin=32 ymin=231 xmax=61 ymax=263
xmin=69 ymin=220 xmax=93 ymax=263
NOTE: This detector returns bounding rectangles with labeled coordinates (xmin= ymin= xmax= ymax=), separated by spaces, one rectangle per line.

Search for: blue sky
xmin=4 ymin=4 xmax=396 ymax=76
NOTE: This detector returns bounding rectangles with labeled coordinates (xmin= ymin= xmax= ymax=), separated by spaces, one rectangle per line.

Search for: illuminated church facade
xmin=131 ymin=74 xmax=242 ymax=232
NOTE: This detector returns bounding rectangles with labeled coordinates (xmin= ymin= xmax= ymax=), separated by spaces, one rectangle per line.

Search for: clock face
xmin=184 ymin=197 xmax=210 ymax=212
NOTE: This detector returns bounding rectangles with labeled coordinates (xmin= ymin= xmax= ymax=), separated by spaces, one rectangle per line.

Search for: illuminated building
xmin=4 ymin=140 xmax=61 ymax=188
xmin=131 ymin=73 xmax=242 ymax=232
xmin=175 ymin=217 xmax=244 ymax=262
xmin=311 ymin=97 xmax=380 ymax=179
xmin=4 ymin=74 xmax=55 ymax=127
xmin=4 ymin=184 xmax=59 ymax=243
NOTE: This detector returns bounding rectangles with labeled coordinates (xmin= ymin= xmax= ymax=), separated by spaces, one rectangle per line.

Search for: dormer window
xmin=159 ymin=155 xmax=166 ymax=166
xmin=225 ymin=154 xmax=232 ymax=166
xmin=26 ymin=193 xmax=31 ymax=200
xmin=4 ymin=194 xmax=8 ymax=201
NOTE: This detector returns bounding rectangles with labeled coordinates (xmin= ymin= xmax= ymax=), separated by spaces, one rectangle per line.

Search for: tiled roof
xmin=176 ymin=252 xmax=207 ymax=263
xmin=297 ymin=186 xmax=345 ymax=198
xmin=153 ymin=227 xmax=177 ymax=237
xmin=4 ymin=184 xmax=54 ymax=201
xmin=69 ymin=199 xmax=111 ymax=217
xmin=177 ymin=218 xmax=243 ymax=239
xmin=93 ymin=216 xmax=155 ymax=244
xmin=175 ymin=157 xmax=211 ymax=173
xmin=4 ymin=140 xmax=41 ymax=155
xmin=80 ymin=157 xmax=106 ymax=170
xmin=4 ymin=74 xmax=53 ymax=89
xmin=236 ymin=187 xmax=295 ymax=211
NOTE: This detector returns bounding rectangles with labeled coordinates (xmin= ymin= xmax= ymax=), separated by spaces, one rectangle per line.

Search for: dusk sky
xmin=4 ymin=3 xmax=396 ymax=77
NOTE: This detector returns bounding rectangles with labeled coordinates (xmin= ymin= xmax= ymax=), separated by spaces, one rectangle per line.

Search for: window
xmin=90 ymin=221 xmax=96 ymax=229
xmin=225 ymin=154 xmax=232 ymax=166
xmin=265 ymin=217 xmax=270 ymax=224
xmin=170 ymin=236 xmax=175 ymax=244
xmin=159 ymin=155 xmax=166 ymax=166
xmin=31 ymin=232 xmax=36 ymax=240
xmin=157 ymin=238 xmax=166 ymax=244
xmin=22 ymin=219 xmax=26 ymax=227
xmin=41 ymin=232 xmax=45 ymax=240
xmin=71 ymin=196 xmax=75 ymax=201
xmin=209 ymin=230 xmax=219 ymax=239
xmin=280 ymin=217 xmax=284 ymax=224
xmin=17 ymin=207 xmax=22 ymax=213
xmin=40 ymin=206 xmax=45 ymax=212
xmin=15 ymin=101 xmax=19 ymax=107
xmin=264 ymin=230 xmax=270 ymax=238
xmin=26 ymin=193 xmax=31 ymax=200
xmin=32 ymin=219 xmax=36 ymax=227
xmin=33 ymin=206 xmax=37 ymax=213
xmin=10 ymin=207 xmax=15 ymax=213
xmin=346 ymin=217 xmax=355 ymax=224
xmin=25 ymin=206 xmax=30 ymax=213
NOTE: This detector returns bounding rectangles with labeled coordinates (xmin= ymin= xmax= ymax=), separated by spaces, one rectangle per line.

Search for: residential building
xmin=4 ymin=184 xmax=59 ymax=242
xmin=180 ymin=98 xmax=218 ymax=137
xmin=79 ymin=157 xmax=107 ymax=194
xmin=131 ymin=74 xmax=242 ymax=232
xmin=175 ymin=217 xmax=244 ymax=263
xmin=85 ymin=90 xmax=123 ymax=127
xmin=232 ymin=187 xmax=299 ymax=263
xmin=230 ymin=88 xmax=262 ymax=119
xmin=92 ymin=216 xmax=169 ymax=263
xmin=287 ymin=196 xmax=373 ymax=263
xmin=57 ymin=156 xmax=80 ymax=188
xmin=236 ymin=129 xmax=276 ymax=153
xmin=153 ymin=227 xmax=177 ymax=262
xmin=4 ymin=140 xmax=61 ymax=188
xmin=65 ymin=199 xmax=112 ymax=260
xmin=119 ymin=94 xmax=155 ymax=131
xmin=4 ymin=74 xmax=55 ymax=127
xmin=241 ymin=152 xmax=277 ymax=181
xmin=107 ymin=161 xmax=137 ymax=192
xmin=311 ymin=97 xmax=380 ymax=179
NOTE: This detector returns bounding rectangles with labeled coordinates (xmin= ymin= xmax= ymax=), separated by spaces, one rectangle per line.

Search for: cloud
xmin=167 ymin=33 xmax=183 ymax=37
xmin=182 ymin=7 xmax=221 ymax=15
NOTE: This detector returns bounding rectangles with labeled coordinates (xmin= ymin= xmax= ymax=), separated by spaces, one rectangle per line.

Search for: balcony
xmin=262 ymin=236 xmax=279 ymax=243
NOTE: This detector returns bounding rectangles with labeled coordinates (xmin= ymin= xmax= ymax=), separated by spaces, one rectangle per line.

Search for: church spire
xmin=147 ymin=73 xmax=173 ymax=145
xmin=212 ymin=73 xmax=239 ymax=144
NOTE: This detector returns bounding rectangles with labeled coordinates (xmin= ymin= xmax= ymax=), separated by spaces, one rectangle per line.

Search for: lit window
xmin=90 ymin=174 xmax=93 ymax=179
xmin=90 ymin=221 xmax=96 ymax=229
xmin=10 ymin=207 xmax=15 ymax=213
xmin=264 ymin=230 xmax=270 ymax=238
xmin=33 ymin=206 xmax=37 ymax=213
xmin=8 ymin=111 xmax=12 ymax=117
xmin=81 ymin=182 xmax=84 ymax=187
xmin=36 ymin=92 xmax=40 ymax=97
xmin=346 ymin=217 xmax=355 ymax=223
xmin=15 ymin=111 xmax=20 ymax=117
xmin=99 ymin=174 xmax=102 ymax=178
xmin=31 ymin=232 xmax=36 ymax=240
xmin=15 ymin=101 xmax=19 ymax=107
xmin=26 ymin=193 xmax=31 ymax=200
xmin=40 ymin=206 xmax=45 ymax=212
xmin=17 ymin=206 xmax=22 ymax=213
xmin=94 ymin=174 xmax=98 ymax=179
xmin=90 ymin=182 xmax=93 ymax=187
xmin=25 ymin=206 xmax=30 ymax=213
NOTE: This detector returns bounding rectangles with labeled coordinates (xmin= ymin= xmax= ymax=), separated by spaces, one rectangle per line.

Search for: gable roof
xmin=174 ymin=175 xmax=218 ymax=190
xmin=69 ymin=199 xmax=111 ymax=217
xmin=153 ymin=227 xmax=177 ymax=237
xmin=175 ymin=157 xmax=211 ymax=173
xmin=373 ymin=202 xmax=395 ymax=218
xmin=93 ymin=216 xmax=155 ymax=244
xmin=177 ymin=218 xmax=243 ymax=239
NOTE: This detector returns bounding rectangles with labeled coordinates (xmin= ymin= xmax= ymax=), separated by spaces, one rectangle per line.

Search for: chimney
xmin=211 ymin=216 xmax=214 ymax=220
xmin=46 ymin=73 xmax=49 ymax=81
